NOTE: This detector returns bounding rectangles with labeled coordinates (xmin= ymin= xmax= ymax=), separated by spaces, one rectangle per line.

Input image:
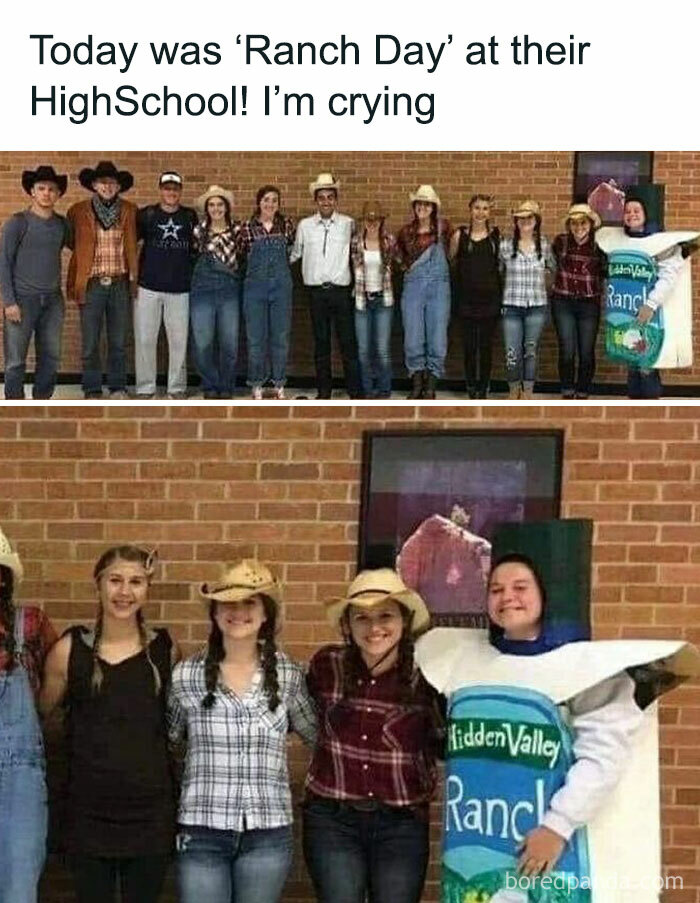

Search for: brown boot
xmin=521 ymin=383 xmax=534 ymax=400
xmin=423 ymin=372 xmax=437 ymax=399
xmin=508 ymin=382 xmax=521 ymax=400
xmin=407 ymin=371 xmax=424 ymax=399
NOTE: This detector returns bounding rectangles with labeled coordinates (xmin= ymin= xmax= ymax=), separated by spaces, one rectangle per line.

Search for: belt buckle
xmin=99 ymin=276 xmax=113 ymax=287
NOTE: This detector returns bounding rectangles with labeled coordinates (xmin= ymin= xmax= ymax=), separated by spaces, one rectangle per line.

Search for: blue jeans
xmin=501 ymin=305 xmax=548 ymax=387
xmin=177 ymin=824 xmax=293 ymax=903
xmin=3 ymin=291 xmax=64 ymax=399
xmin=354 ymin=294 xmax=393 ymax=398
xmin=551 ymin=297 xmax=600 ymax=396
xmin=190 ymin=256 xmax=241 ymax=397
xmin=0 ymin=614 xmax=48 ymax=903
xmin=627 ymin=366 xmax=662 ymax=399
xmin=302 ymin=798 xmax=429 ymax=903
xmin=400 ymin=243 xmax=451 ymax=377
xmin=80 ymin=277 xmax=130 ymax=396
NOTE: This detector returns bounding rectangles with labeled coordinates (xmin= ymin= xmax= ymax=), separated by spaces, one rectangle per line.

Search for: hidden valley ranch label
xmin=605 ymin=249 xmax=663 ymax=368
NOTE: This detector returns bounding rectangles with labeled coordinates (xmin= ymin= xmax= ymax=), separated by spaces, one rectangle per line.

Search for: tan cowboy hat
xmin=565 ymin=202 xmax=601 ymax=230
xmin=361 ymin=200 xmax=385 ymax=222
xmin=409 ymin=184 xmax=441 ymax=209
xmin=200 ymin=559 xmax=284 ymax=619
xmin=512 ymin=199 xmax=541 ymax=218
xmin=195 ymin=184 xmax=235 ymax=214
xmin=309 ymin=172 xmax=340 ymax=196
xmin=0 ymin=526 xmax=23 ymax=582
xmin=324 ymin=568 xmax=430 ymax=633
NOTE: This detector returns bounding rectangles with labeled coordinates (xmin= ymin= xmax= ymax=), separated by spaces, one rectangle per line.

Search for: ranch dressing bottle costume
xmin=596 ymin=184 xmax=699 ymax=370
xmin=415 ymin=521 xmax=699 ymax=903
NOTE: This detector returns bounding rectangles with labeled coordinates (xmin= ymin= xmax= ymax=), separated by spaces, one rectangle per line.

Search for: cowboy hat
xmin=309 ymin=172 xmax=340 ymax=196
xmin=0 ymin=526 xmax=23 ymax=582
xmin=512 ymin=199 xmax=541 ymax=218
xmin=78 ymin=160 xmax=134 ymax=193
xmin=195 ymin=184 xmax=235 ymax=214
xmin=21 ymin=165 xmax=68 ymax=197
xmin=565 ymin=202 xmax=601 ymax=230
xmin=409 ymin=185 xmax=441 ymax=209
xmin=361 ymin=200 xmax=386 ymax=222
xmin=200 ymin=559 xmax=284 ymax=616
xmin=324 ymin=568 xmax=430 ymax=633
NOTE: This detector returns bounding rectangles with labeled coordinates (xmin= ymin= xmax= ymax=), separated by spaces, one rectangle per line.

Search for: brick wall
xmin=1 ymin=151 xmax=699 ymax=391
xmin=1 ymin=403 xmax=699 ymax=901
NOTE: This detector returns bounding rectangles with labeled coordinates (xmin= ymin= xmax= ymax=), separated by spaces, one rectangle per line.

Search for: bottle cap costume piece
xmin=0 ymin=526 xmax=24 ymax=582
xmin=414 ymin=520 xmax=700 ymax=903
xmin=596 ymin=183 xmax=699 ymax=369
xmin=323 ymin=567 xmax=430 ymax=633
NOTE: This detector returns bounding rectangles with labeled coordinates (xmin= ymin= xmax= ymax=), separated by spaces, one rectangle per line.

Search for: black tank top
xmin=63 ymin=626 xmax=175 ymax=856
xmin=455 ymin=227 xmax=502 ymax=318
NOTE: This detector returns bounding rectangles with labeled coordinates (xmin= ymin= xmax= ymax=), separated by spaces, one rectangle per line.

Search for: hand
xmin=517 ymin=825 xmax=566 ymax=877
xmin=3 ymin=304 xmax=21 ymax=323
xmin=129 ymin=280 xmax=138 ymax=301
xmin=636 ymin=305 xmax=654 ymax=326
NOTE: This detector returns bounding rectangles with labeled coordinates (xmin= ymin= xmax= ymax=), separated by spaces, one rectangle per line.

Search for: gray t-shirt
xmin=0 ymin=211 xmax=69 ymax=305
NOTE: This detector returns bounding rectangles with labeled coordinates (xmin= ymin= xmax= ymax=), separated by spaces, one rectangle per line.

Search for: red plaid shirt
xmin=0 ymin=606 xmax=57 ymax=699
xmin=552 ymin=233 xmax=607 ymax=300
xmin=305 ymin=645 xmax=445 ymax=810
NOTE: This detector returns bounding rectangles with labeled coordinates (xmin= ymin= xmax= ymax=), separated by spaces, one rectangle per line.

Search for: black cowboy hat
xmin=21 ymin=165 xmax=68 ymax=197
xmin=78 ymin=160 xmax=134 ymax=193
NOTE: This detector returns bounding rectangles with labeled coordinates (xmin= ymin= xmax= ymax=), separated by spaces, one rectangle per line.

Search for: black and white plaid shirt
xmin=167 ymin=650 xmax=317 ymax=831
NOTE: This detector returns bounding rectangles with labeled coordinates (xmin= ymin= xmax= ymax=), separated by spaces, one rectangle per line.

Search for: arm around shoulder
xmin=39 ymin=630 xmax=72 ymax=718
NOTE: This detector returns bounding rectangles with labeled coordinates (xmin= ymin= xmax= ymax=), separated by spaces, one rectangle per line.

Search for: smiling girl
xmin=167 ymin=559 xmax=316 ymax=903
xmin=40 ymin=546 xmax=180 ymax=903
xmin=303 ymin=569 xmax=445 ymax=903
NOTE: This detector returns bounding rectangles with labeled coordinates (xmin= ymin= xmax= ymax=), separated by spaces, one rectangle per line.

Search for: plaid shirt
xmin=552 ymin=233 xmax=607 ymax=301
xmin=396 ymin=218 xmax=452 ymax=271
xmin=350 ymin=232 xmax=398 ymax=309
xmin=0 ymin=606 xmax=56 ymax=699
xmin=305 ymin=645 xmax=445 ymax=810
xmin=167 ymin=649 xmax=317 ymax=831
xmin=236 ymin=215 xmax=296 ymax=264
xmin=500 ymin=236 xmax=556 ymax=308
xmin=193 ymin=221 xmax=242 ymax=272
xmin=90 ymin=224 xmax=127 ymax=277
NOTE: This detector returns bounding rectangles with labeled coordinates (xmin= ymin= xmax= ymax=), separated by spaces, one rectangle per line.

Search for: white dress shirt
xmin=290 ymin=212 xmax=354 ymax=286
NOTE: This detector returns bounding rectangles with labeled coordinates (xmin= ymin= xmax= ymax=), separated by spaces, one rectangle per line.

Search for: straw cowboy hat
xmin=0 ymin=526 xmax=23 ymax=582
xmin=200 ymin=559 xmax=284 ymax=622
xmin=361 ymin=200 xmax=386 ymax=222
xmin=409 ymin=185 xmax=441 ymax=209
xmin=512 ymin=199 xmax=541 ymax=218
xmin=195 ymin=184 xmax=235 ymax=214
xmin=324 ymin=568 xmax=430 ymax=633
xmin=565 ymin=202 xmax=602 ymax=230
xmin=78 ymin=160 xmax=134 ymax=193
xmin=21 ymin=165 xmax=68 ymax=197
xmin=309 ymin=172 xmax=340 ymax=196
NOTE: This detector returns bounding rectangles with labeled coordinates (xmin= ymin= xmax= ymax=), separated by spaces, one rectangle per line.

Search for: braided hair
xmin=512 ymin=214 xmax=543 ymax=260
xmin=202 ymin=594 xmax=280 ymax=711
xmin=0 ymin=565 xmax=16 ymax=671
xmin=91 ymin=545 xmax=159 ymax=696
xmin=341 ymin=602 xmax=417 ymax=704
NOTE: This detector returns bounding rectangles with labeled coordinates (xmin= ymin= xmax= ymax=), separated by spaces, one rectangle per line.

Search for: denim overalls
xmin=242 ymin=233 xmax=293 ymax=389
xmin=0 ymin=611 xmax=48 ymax=903
xmin=400 ymin=242 xmax=451 ymax=377
xmin=190 ymin=254 xmax=242 ymax=397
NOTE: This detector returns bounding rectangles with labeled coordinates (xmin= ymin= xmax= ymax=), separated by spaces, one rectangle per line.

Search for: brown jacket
xmin=66 ymin=198 xmax=138 ymax=303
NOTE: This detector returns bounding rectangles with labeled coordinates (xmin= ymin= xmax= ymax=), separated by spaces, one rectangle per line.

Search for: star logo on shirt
xmin=157 ymin=218 xmax=182 ymax=241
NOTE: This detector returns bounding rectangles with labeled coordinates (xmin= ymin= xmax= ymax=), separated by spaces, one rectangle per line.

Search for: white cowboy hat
xmin=565 ymin=202 xmax=602 ymax=230
xmin=309 ymin=172 xmax=341 ymax=196
xmin=195 ymin=184 xmax=235 ymax=214
xmin=0 ymin=526 xmax=23 ymax=582
xmin=409 ymin=184 xmax=441 ymax=209
xmin=324 ymin=568 xmax=430 ymax=633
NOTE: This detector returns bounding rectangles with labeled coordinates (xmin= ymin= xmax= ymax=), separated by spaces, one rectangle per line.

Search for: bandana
xmin=92 ymin=193 xmax=122 ymax=230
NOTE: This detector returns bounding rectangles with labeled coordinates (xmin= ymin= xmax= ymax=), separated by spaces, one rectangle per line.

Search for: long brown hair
xmin=91 ymin=546 xmax=160 ymax=696
xmin=0 ymin=565 xmax=16 ymax=671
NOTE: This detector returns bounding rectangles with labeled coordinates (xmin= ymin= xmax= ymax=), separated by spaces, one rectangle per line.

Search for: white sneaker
xmin=273 ymin=386 xmax=286 ymax=400
xmin=251 ymin=386 xmax=264 ymax=400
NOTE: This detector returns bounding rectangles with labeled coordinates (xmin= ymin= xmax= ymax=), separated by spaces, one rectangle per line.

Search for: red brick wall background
xmin=1 ymin=403 xmax=699 ymax=901
xmin=1 ymin=152 xmax=699 ymax=391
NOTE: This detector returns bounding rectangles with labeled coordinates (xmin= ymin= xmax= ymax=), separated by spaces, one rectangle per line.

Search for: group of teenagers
xmin=1 ymin=521 xmax=681 ymax=903
xmin=2 ymin=162 xmax=679 ymax=403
